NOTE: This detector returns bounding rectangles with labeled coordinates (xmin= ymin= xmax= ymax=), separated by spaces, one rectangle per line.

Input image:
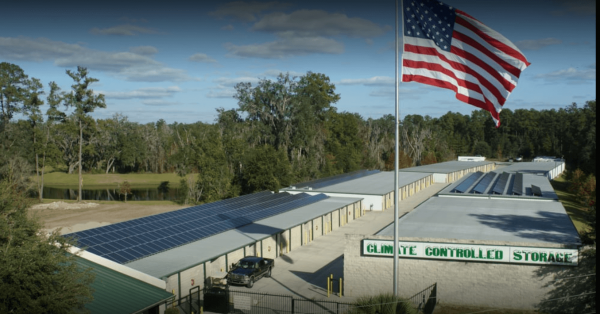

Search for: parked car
xmin=227 ymin=256 xmax=274 ymax=288
xmin=516 ymin=156 xmax=523 ymax=161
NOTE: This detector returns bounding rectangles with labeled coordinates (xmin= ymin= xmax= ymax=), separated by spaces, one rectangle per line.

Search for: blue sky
xmin=1 ymin=0 xmax=596 ymax=124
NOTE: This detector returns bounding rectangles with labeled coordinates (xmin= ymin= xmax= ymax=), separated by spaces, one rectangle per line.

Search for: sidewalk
xmin=229 ymin=182 xmax=448 ymax=302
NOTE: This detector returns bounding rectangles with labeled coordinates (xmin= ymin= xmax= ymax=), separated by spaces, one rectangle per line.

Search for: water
xmin=41 ymin=186 xmax=181 ymax=201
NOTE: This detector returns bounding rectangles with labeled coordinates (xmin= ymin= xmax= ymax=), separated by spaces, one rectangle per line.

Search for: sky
xmin=1 ymin=0 xmax=596 ymax=125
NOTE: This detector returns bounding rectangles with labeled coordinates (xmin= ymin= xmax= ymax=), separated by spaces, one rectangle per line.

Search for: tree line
xmin=0 ymin=62 xmax=596 ymax=204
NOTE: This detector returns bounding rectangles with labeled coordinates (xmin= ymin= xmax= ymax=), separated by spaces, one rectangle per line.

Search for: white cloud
xmin=221 ymin=24 xmax=235 ymax=30
xmin=90 ymin=24 xmax=159 ymax=36
xmin=130 ymin=46 xmax=158 ymax=55
xmin=100 ymin=86 xmax=182 ymax=99
xmin=515 ymin=38 xmax=562 ymax=51
xmin=225 ymin=35 xmax=344 ymax=58
xmin=338 ymin=76 xmax=394 ymax=86
xmin=252 ymin=10 xmax=388 ymax=38
xmin=0 ymin=37 xmax=193 ymax=82
xmin=189 ymin=53 xmax=218 ymax=63
xmin=535 ymin=66 xmax=596 ymax=82
xmin=209 ymin=1 xmax=291 ymax=22
xmin=141 ymin=99 xmax=181 ymax=106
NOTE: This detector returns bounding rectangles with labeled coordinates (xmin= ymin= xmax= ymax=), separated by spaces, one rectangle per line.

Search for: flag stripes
xmin=402 ymin=0 xmax=530 ymax=127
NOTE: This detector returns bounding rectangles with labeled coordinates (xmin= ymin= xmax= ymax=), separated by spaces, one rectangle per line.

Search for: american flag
xmin=401 ymin=0 xmax=530 ymax=127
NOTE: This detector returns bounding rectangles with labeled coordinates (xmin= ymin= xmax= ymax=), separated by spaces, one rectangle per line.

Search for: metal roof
xmin=282 ymin=171 xmax=431 ymax=195
xmin=290 ymin=169 xmax=380 ymax=189
xmin=495 ymin=161 xmax=564 ymax=175
xmin=398 ymin=161 xmax=494 ymax=173
xmin=65 ymin=191 xmax=327 ymax=264
xmin=377 ymin=197 xmax=581 ymax=246
xmin=439 ymin=172 xmax=558 ymax=200
xmin=75 ymin=256 xmax=172 ymax=314
xmin=125 ymin=197 xmax=362 ymax=278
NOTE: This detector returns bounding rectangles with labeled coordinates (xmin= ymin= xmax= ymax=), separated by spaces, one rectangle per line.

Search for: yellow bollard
xmin=310 ymin=229 xmax=313 ymax=241
xmin=201 ymin=306 xmax=203 ymax=314
xmin=171 ymin=290 xmax=175 ymax=307
xmin=339 ymin=278 xmax=343 ymax=297
xmin=327 ymin=276 xmax=330 ymax=297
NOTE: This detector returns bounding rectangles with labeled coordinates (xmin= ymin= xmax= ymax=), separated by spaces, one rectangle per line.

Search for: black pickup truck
xmin=227 ymin=256 xmax=274 ymax=288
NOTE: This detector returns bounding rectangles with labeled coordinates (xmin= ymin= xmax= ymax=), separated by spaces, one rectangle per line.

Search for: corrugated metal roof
xmin=125 ymin=197 xmax=362 ymax=278
xmin=377 ymin=197 xmax=581 ymax=246
xmin=439 ymin=172 xmax=558 ymax=200
xmin=283 ymin=172 xmax=431 ymax=195
xmin=495 ymin=161 xmax=563 ymax=175
xmin=398 ymin=161 xmax=494 ymax=173
xmin=290 ymin=169 xmax=380 ymax=189
xmin=75 ymin=256 xmax=173 ymax=314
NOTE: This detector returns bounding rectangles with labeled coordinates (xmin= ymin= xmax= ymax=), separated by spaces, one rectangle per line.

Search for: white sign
xmin=362 ymin=239 xmax=578 ymax=266
xmin=233 ymin=295 xmax=252 ymax=310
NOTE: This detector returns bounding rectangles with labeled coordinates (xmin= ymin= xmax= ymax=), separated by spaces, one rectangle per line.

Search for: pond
xmin=41 ymin=186 xmax=181 ymax=201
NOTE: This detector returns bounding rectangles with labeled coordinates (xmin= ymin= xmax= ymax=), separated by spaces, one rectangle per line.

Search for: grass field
xmin=34 ymin=171 xmax=197 ymax=188
xmin=37 ymin=198 xmax=180 ymax=206
xmin=550 ymin=175 xmax=592 ymax=235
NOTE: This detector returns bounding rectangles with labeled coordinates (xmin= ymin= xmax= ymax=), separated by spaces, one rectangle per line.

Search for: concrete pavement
xmin=229 ymin=182 xmax=448 ymax=302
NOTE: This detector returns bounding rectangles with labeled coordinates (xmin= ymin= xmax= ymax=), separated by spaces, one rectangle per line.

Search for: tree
xmin=241 ymin=145 xmax=292 ymax=194
xmin=0 ymin=180 xmax=95 ymax=313
xmin=64 ymin=67 xmax=106 ymax=202
xmin=0 ymin=63 xmax=30 ymax=133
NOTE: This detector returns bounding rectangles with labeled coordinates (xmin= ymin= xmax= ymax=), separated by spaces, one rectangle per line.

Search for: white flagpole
xmin=393 ymin=0 xmax=400 ymax=297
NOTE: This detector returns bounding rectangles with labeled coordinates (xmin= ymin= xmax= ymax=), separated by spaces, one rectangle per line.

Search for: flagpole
xmin=393 ymin=0 xmax=400 ymax=297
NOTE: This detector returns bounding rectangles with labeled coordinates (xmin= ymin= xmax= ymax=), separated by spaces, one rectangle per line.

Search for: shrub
xmin=348 ymin=293 xmax=418 ymax=314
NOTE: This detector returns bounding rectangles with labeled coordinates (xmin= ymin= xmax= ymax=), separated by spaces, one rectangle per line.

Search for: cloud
xmin=338 ymin=76 xmax=394 ymax=86
xmin=551 ymin=0 xmax=596 ymax=16
xmin=515 ymin=38 xmax=562 ymax=51
xmin=252 ymin=10 xmax=388 ymax=38
xmin=214 ymin=76 xmax=260 ymax=86
xmin=209 ymin=1 xmax=291 ymax=22
xmin=129 ymin=46 xmax=158 ymax=55
xmin=90 ymin=24 xmax=159 ymax=36
xmin=535 ymin=66 xmax=596 ymax=82
xmin=207 ymin=76 xmax=262 ymax=98
xmin=221 ymin=24 xmax=235 ymax=30
xmin=141 ymin=99 xmax=181 ymax=106
xmin=0 ymin=37 xmax=84 ymax=61
xmin=189 ymin=53 xmax=218 ymax=63
xmin=235 ymin=69 xmax=304 ymax=78
xmin=0 ymin=37 xmax=193 ymax=82
xmin=100 ymin=86 xmax=182 ymax=99
xmin=225 ymin=35 xmax=344 ymax=58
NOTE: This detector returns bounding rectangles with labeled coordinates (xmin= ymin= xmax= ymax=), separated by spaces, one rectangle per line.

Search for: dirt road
xmin=30 ymin=201 xmax=187 ymax=235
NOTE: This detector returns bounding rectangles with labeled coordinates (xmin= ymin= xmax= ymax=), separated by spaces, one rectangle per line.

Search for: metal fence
xmin=167 ymin=284 xmax=436 ymax=314
xmin=409 ymin=283 xmax=437 ymax=314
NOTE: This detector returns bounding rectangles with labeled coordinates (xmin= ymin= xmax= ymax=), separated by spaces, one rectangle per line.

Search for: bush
xmin=349 ymin=293 xmax=418 ymax=314
xmin=164 ymin=307 xmax=179 ymax=314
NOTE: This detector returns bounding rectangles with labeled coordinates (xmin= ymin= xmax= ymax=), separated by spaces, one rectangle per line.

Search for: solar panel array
xmin=492 ymin=172 xmax=510 ymax=194
xmin=512 ymin=173 xmax=524 ymax=195
xmin=292 ymin=169 xmax=380 ymax=190
xmin=67 ymin=191 xmax=329 ymax=264
xmin=452 ymin=172 xmax=484 ymax=193
xmin=472 ymin=172 xmax=497 ymax=194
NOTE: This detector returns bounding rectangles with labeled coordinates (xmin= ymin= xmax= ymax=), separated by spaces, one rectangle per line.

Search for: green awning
xmin=75 ymin=256 xmax=173 ymax=314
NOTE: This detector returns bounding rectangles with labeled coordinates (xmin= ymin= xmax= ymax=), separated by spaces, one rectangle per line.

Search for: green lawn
xmin=551 ymin=175 xmax=592 ymax=235
xmin=34 ymin=172 xmax=197 ymax=188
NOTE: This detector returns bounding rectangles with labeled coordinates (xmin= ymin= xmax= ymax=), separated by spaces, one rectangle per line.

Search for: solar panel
xmin=472 ymin=172 xmax=497 ymax=194
xmin=452 ymin=172 xmax=484 ymax=193
xmin=492 ymin=172 xmax=510 ymax=194
xmin=67 ymin=191 xmax=330 ymax=264
xmin=531 ymin=185 xmax=543 ymax=196
xmin=512 ymin=173 xmax=524 ymax=195
xmin=292 ymin=169 xmax=380 ymax=190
